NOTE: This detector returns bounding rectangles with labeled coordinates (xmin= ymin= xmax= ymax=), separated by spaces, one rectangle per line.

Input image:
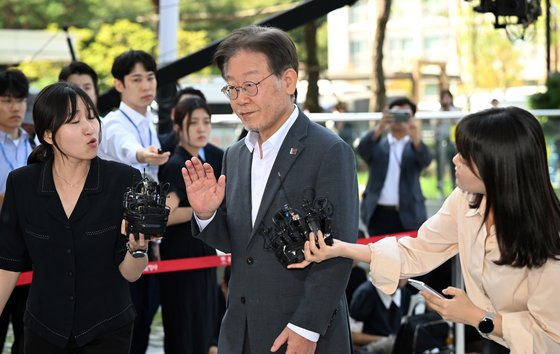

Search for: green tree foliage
xmin=6 ymin=0 xmax=323 ymax=98
xmin=79 ymin=19 xmax=157 ymax=89
xmin=0 ymin=0 xmax=154 ymax=29
xmin=16 ymin=20 xmax=207 ymax=91
xmin=530 ymin=72 xmax=560 ymax=109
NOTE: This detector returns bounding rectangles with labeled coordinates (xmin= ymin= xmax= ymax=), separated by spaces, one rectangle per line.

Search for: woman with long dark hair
xmin=158 ymin=97 xmax=223 ymax=354
xmin=290 ymin=107 xmax=560 ymax=352
xmin=0 ymin=82 xmax=153 ymax=353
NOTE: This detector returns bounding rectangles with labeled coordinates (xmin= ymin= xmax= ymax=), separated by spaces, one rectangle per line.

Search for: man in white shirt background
xmin=98 ymin=49 xmax=169 ymax=181
xmin=357 ymin=97 xmax=432 ymax=238
xmin=98 ymin=49 xmax=169 ymax=354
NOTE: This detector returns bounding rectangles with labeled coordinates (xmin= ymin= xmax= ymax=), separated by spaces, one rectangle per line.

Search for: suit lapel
xmin=236 ymin=144 xmax=254 ymax=237
xmin=250 ymin=114 xmax=308 ymax=240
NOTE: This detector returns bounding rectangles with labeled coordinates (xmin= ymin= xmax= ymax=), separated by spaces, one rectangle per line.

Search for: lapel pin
xmin=289 ymin=148 xmax=298 ymax=155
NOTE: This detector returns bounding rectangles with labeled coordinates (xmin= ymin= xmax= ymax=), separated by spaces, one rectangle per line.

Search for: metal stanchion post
xmin=452 ymin=255 xmax=465 ymax=354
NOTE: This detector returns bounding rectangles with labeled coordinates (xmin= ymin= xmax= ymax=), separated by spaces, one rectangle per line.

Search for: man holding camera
xmin=358 ymin=97 xmax=432 ymax=237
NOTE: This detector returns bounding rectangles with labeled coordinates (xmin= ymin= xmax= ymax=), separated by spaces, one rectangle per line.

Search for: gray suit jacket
xmin=194 ymin=111 xmax=359 ymax=353
xmin=358 ymin=131 xmax=433 ymax=231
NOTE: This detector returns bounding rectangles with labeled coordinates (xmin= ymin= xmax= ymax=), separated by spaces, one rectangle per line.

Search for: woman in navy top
xmin=158 ymin=97 xmax=223 ymax=354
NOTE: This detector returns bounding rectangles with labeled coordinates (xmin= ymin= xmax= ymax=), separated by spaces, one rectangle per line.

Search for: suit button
xmin=246 ymin=257 xmax=254 ymax=265
xmin=66 ymin=249 xmax=72 ymax=254
xmin=69 ymin=295 xmax=75 ymax=301
xmin=67 ymin=271 xmax=73 ymax=277
xmin=241 ymin=297 xmax=246 ymax=304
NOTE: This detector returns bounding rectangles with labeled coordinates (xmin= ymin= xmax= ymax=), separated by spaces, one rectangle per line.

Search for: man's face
xmin=0 ymin=95 xmax=27 ymax=134
xmin=224 ymin=50 xmax=296 ymax=141
xmin=115 ymin=63 xmax=157 ymax=114
xmin=440 ymin=93 xmax=453 ymax=110
xmin=67 ymin=73 xmax=97 ymax=106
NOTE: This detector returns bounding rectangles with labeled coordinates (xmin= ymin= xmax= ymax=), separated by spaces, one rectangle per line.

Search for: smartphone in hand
xmin=408 ymin=279 xmax=445 ymax=299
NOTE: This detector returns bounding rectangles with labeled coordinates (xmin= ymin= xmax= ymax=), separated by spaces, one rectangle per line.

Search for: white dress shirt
xmin=98 ymin=102 xmax=161 ymax=181
xmin=377 ymin=133 xmax=410 ymax=207
xmin=0 ymin=128 xmax=32 ymax=195
xmin=197 ymin=105 xmax=320 ymax=342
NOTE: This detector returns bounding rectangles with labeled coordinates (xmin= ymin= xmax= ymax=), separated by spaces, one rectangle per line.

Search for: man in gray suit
xmin=358 ymin=97 xmax=433 ymax=237
xmin=182 ymin=26 xmax=359 ymax=354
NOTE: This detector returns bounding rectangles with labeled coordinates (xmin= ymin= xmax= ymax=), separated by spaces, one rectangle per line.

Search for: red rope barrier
xmin=15 ymin=230 xmax=418 ymax=286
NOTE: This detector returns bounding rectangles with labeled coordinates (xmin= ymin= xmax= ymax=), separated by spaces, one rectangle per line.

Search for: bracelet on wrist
xmin=126 ymin=242 xmax=148 ymax=258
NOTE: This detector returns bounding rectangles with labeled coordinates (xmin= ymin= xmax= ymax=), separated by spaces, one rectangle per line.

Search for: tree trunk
xmin=304 ymin=21 xmax=322 ymax=113
xmin=370 ymin=0 xmax=392 ymax=112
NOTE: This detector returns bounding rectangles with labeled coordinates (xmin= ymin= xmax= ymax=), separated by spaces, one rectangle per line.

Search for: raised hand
xmin=181 ymin=156 xmax=226 ymax=219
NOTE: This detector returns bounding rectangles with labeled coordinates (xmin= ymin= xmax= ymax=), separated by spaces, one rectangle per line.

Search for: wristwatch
xmin=126 ymin=242 xmax=148 ymax=258
xmin=477 ymin=311 xmax=495 ymax=334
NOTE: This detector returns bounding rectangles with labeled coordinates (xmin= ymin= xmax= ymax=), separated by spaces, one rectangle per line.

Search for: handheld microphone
xmin=260 ymin=173 xmax=334 ymax=266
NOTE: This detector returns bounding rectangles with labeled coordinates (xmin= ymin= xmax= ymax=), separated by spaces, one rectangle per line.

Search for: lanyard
xmin=0 ymin=138 xmax=29 ymax=171
xmin=119 ymin=109 xmax=152 ymax=147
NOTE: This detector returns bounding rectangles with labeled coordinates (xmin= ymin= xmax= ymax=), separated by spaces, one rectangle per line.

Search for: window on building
xmin=349 ymin=0 xmax=369 ymax=24
xmin=349 ymin=37 xmax=370 ymax=71
xmin=421 ymin=0 xmax=449 ymax=17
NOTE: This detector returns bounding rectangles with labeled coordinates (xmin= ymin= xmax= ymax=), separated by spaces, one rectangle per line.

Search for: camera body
xmin=262 ymin=194 xmax=334 ymax=266
xmin=123 ymin=176 xmax=170 ymax=239
xmin=391 ymin=111 xmax=411 ymax=123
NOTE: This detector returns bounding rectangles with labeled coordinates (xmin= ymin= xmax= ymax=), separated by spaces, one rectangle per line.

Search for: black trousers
xmin=0 ymin=285 xmax=29 ymax=354
xmin=24 ymin=323 xmax=133 ymax=354
xmin=367 ymin=206 xmax=404 ymax=236
xmin=129 ymin=273 xmax=159 ymax=354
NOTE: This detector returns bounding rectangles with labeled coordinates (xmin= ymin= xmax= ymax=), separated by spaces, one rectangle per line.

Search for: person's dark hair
xmin=28 ymin=82 xmax=100 ymax=164
xmin=58 ymin=61 xmax=99 ymax=97
xmin=213 ymin=25 xmax=299 ymax=79
xmin=388 ymin=97 xmax=417 ymax=115
xmin=173 ymin=97 xmax=211 ymax=139
xmin=439 ymin=89 xmax=453 ymax=101
xmin=111 ymin=50 xmax=157 ymax=82
xmin=455 ymin=106 xmax=560 ymax=268
xmin=0 ymin=68 xmax=29 ymax=98
xmin=172 ymin=86 xmax=206 ymax=107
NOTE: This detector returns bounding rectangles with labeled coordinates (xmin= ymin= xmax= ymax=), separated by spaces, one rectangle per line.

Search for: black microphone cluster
xmin=262 ymin=188 xmax=334 ymax=266
xmin=123 ymin=175 xmax=170 ymax=240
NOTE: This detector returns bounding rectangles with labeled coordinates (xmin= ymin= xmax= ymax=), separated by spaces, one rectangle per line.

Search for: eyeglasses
xmin=221 ymin=72 xmax=275 ymax=100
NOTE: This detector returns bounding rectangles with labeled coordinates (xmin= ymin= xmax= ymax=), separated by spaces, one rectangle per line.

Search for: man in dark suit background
xmin=182 ymin=25 xmax=359 ymax=354
xmin=358 ymin=97 xmax=432 ymax=237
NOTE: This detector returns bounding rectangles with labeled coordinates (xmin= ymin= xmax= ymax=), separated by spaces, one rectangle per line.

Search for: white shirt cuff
xmin=287 ymin=323 xmax=319 ymax=342
xmin=194 ymin=211 xmax=216 ymax=231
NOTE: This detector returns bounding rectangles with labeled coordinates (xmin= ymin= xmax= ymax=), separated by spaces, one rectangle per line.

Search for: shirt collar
xmin=0 ymin=128 xmax=28 ymax=144
xmin=387 ymin=133 xmax=410 ymax=145
xmin=39 ymin=156 xmax=102 ymax=195
xmin=375 ymin=286 xmax=402 ymax=309
xmin=244 ymin=105 xmax=299 ymax=153
xmin=119 ymin=101 xmax=152 ymax=125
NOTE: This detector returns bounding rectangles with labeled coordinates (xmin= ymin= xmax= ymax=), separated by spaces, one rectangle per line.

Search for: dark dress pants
xmin=129 ymin=273 xmax=160 ymax=354
xmin=367 ymin=206 xmax=404 ymax=237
